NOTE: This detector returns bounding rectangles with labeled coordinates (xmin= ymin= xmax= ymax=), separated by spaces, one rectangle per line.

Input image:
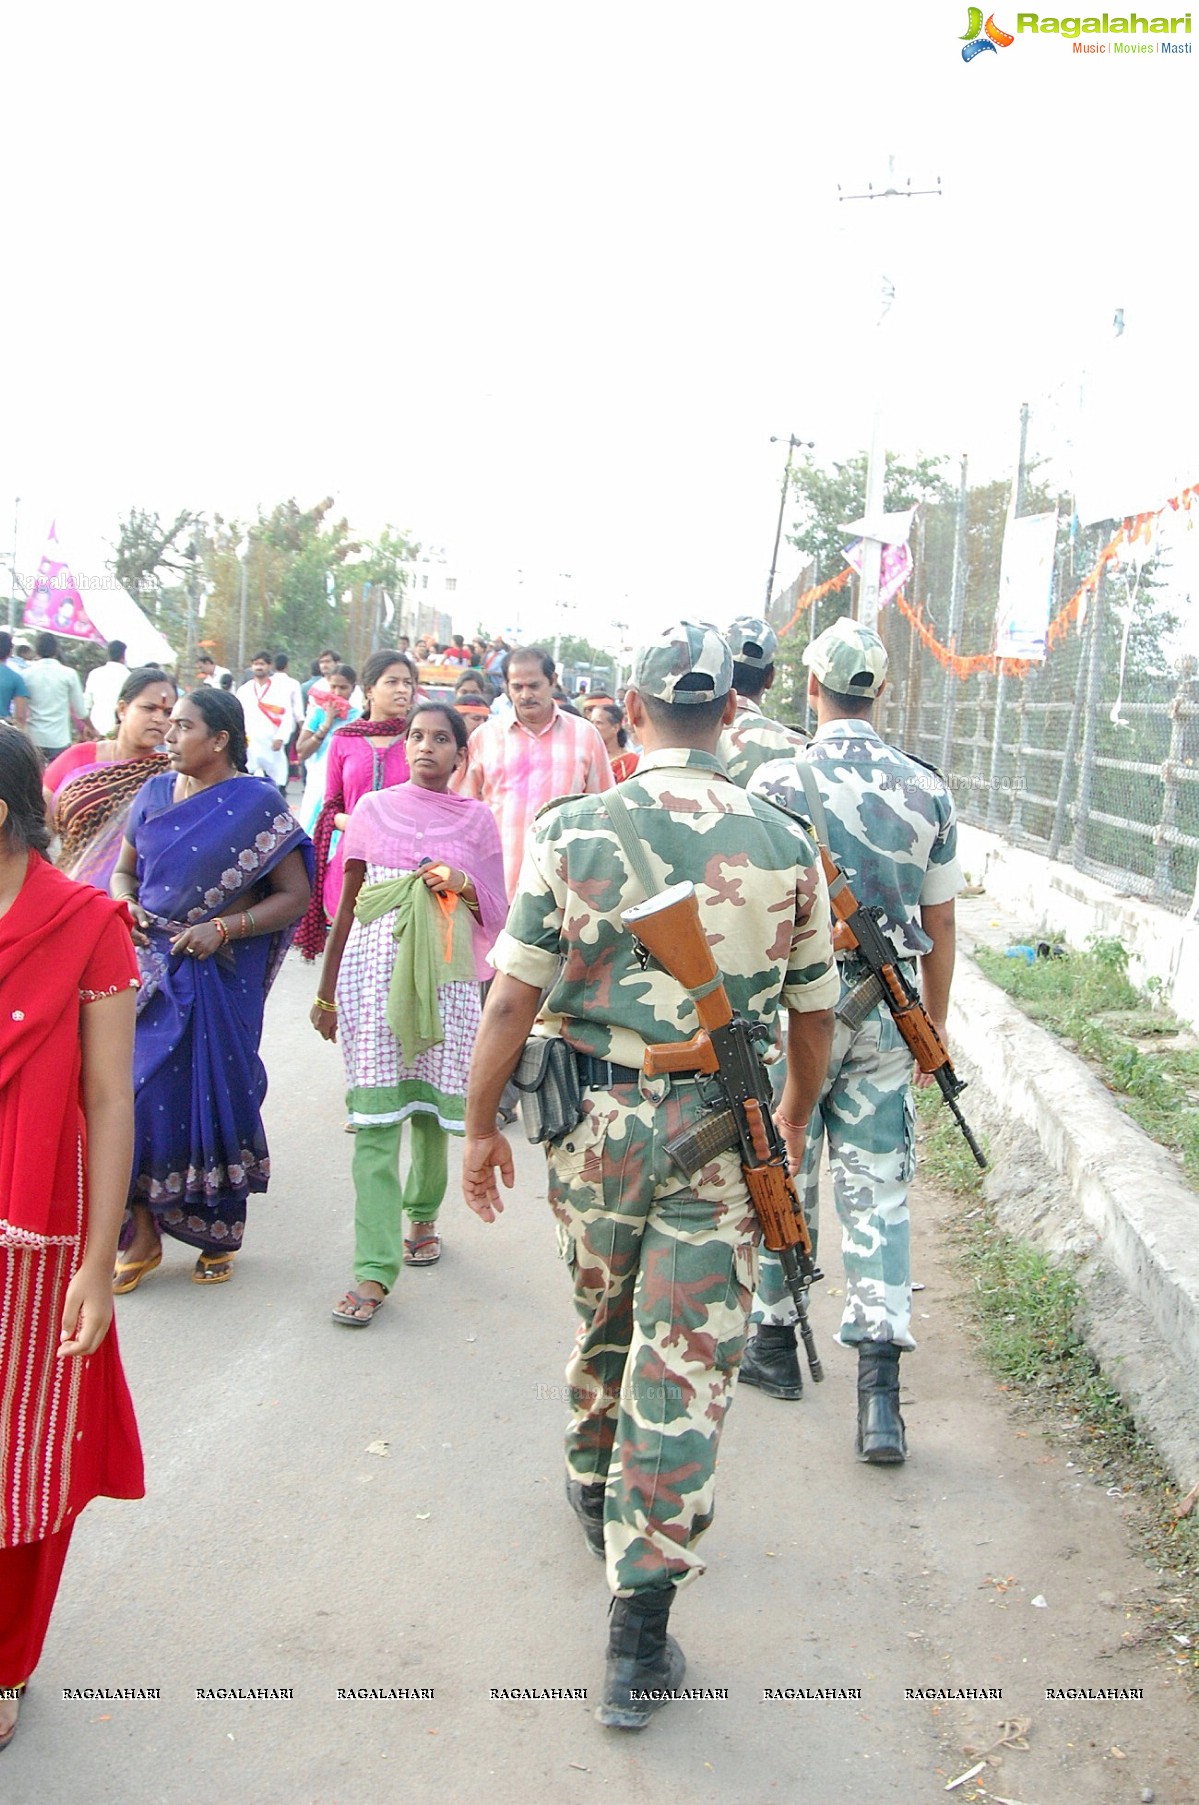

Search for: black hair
xmin=815 ymin=680 xmax=875 ymax=718
xmin=332 ymin=662 xmax=358 ymax=686
xmin=454 ymin=669 xmax=490 ymax=696
xmin=219 ymin=673 xmax=234 ymax=691
xmin=183 ymin=687 xmax=249 ymax=771
xmin=106 ymin=640 xmax=127 ymax=662
xmin=361 ymin=649 xmax=418 ymax=694
xmin=274 ymin=653 xmax=289 ymax=671
xmin=118 ymin=666 xmax=178 ymax=708
xmin=596 ymin=703 xmax=628 ymax=747
xmin=196 ymin=652 xmax=215 ymax=667
xmin=320 ymin=648 xmax=340 ymax=661
xmin=0 ymin=728 xmax=52 ymax=856
xmin=252 ymin=650 xmax=271 ymax=664
xmin=406 ymin=701 xmax=469 ymax=754
xmin=0 ymin=632 xmax=11 ymax=660
xmin=35 ymin=631 xmax=58 ymax=659
xmin=731 ymin=658 xmax=772 ymax=701
xmin=639 ymin=691 xmax=729 ymax=736
xmin=506 ymin=646 xmax=555 ymax=682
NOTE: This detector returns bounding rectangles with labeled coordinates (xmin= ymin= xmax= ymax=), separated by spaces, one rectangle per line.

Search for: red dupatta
xmin=0 ymin=854 xmax=131 ymax=1248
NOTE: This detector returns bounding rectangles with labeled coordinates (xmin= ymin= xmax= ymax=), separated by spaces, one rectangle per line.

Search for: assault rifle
xmin=818 ymin=851 xmax=987 ymax=1171
xmin=621 ymin=882 xmax=825 ymax=1383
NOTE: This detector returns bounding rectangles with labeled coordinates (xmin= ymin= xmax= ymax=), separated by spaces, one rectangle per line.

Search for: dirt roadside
xmin=714 ymin=1163 xmax=1199 ymax=1804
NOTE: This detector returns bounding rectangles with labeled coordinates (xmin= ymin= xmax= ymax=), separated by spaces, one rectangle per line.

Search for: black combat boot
xmin=738 ymin=1323 xmax=803 ymax=1400
xmin=565 ymin=1477 xmax=606 ymax=1560
xmin=856 ymin=1343 xmax=906 ymax=1463
xmin=595 ymin=1586 xmax=686 ymax=1730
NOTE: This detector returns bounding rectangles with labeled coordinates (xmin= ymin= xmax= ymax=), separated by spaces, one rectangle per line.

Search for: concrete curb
xmin=946 ymin=945 xmax=1199 ymax=1489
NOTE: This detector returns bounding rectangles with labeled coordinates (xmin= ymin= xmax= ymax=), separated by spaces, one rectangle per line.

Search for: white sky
xmin=2 ymin=1 xmax=1195 ymax=647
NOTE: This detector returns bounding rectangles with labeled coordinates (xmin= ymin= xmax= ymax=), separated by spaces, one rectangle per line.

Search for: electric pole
xmin=838 ymin=158 xmax=941 ymax=629
xmin=765 ymin=434 xmax=813 ymax=611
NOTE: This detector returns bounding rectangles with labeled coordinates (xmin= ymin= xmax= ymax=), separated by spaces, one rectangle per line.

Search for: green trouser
xmin=351 ymin=1115 xmax=447 ymax=1291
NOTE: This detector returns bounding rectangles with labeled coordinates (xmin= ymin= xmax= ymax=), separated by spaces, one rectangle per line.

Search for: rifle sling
xmin=599 ymin=788 xmax=658 ymax=897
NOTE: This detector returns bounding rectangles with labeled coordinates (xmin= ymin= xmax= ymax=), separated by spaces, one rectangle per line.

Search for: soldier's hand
xmin=774 ymin=1108 xmax=808 ymax=1171
xmin=462 ymin=1131 xmax=515 ymax=1221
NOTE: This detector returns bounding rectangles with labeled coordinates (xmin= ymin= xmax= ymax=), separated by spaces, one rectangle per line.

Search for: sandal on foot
xmin=331 ymin=1289 xmax=385 ymax=1327
xmin=403 ymin=1232 xmax=441 ymax=1267
xmin=192 ymin=1252 xmax=236 ymax=1285
xmin=112 ymin=1248 xmax=162 ymax=1294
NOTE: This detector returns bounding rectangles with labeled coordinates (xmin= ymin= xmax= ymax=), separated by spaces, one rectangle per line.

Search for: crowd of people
xmin=1 ymin=608 xmax=961 ymax=1742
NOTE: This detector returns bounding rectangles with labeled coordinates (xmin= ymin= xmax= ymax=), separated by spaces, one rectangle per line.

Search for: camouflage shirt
xmin=750 ymin=720 xmax=964 ymax=958
xmin=718 ymin=696 xmax=809 ymax=789
xmin=491 ymin=747 xmax=839 ymax=1069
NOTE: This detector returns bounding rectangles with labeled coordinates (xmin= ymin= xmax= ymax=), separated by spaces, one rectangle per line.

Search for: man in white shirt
xmin=83 ymin=639 xmax=129 ymax=736
xmin=235 ymin=652 xmax=297 ymax=790
xmin=195 ymin=651 xmax=232 ymax=688
xmin=23 ymin=632 xmax=89 ymax=761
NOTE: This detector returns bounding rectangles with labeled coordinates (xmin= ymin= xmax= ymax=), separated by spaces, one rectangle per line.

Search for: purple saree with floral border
xmin=124 ymin=773 xmax=314 ymax=1252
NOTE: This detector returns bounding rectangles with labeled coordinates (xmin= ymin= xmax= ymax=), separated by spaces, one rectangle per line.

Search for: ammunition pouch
xmin=512 ymin=1036 xmax=584 ymax=1145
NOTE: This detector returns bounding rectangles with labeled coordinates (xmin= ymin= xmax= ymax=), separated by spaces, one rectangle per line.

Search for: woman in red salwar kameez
xmin=0 ymin=731 xmax=143 ymax=1753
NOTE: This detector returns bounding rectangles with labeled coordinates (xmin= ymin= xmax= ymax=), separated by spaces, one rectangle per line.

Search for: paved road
xmin=8 ymin=952 xmax=1198 ymax=1804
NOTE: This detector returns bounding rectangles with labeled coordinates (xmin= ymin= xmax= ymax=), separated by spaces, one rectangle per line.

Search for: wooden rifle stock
xmin=623 ymin=882 xmax=825 ymax=1380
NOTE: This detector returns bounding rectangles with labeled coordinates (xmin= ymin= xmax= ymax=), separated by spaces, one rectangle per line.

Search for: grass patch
xmin=975 ymin=936 xmax=1199 ymax=1185
xmin=917 ymin=1085 xmax=1199 ymax=1679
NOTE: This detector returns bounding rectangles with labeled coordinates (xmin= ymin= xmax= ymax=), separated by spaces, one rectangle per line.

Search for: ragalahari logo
xmin=961 ymin=8 xmax=1016 ymax=56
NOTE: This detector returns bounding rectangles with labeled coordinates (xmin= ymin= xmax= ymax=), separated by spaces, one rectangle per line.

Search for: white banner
xmin=995 ymin=512 xmax=1058 ymax=663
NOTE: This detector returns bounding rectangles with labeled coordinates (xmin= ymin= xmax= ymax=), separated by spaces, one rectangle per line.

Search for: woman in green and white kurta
xmin=310 ymin=704 xmax=507 ymax=1324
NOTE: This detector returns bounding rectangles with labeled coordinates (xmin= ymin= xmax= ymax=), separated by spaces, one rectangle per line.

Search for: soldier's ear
xmin=720 ymin=689 xmax=738 ymax=727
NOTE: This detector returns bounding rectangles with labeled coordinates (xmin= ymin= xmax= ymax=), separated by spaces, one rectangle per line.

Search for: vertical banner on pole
xmin=994 ymin=513 xmax=1058 ymax=663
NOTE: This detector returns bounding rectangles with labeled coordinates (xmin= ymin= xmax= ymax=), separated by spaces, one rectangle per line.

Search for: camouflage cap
xmin=632 ymin=620 xmax=733 ymax=705
xmin=802 ymin=615 xmax=888 ymax=699
xmin=726 ymin=615 xmax=778 ymax=670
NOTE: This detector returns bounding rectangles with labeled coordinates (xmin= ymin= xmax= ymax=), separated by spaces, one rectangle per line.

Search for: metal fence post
xmin=986 ymin=666 xmax=1009 ymax=829
xmin=938 ymin=455 xmax=969 ymax=775
xmin=1155 ymin=670 xmax=1195 ymax=900
xmin=1071 ymin=561 xmax=1108 ymax=865
xmin=1009 ymin=667 xmax=1036 ymax=836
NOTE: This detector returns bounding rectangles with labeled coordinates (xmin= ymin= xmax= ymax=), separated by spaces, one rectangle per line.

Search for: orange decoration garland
xmin=782 ymin=482 xmax=1199 ymax=682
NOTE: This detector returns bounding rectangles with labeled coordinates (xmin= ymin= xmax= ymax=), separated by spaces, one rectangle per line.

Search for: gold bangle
xmin=213 ymin=917 xmax=229 ymax=944
xmin=313 ymin=996 xmax=338 ymax=1014
xmin=775 ymin=1113 xmax=806 ymax=1133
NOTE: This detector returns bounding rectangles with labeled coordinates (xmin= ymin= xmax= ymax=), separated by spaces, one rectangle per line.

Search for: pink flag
xmin=841 ymin=538 xmax=913 ymax=610
xmin=22 ymin=523 xmax=104 ymax=643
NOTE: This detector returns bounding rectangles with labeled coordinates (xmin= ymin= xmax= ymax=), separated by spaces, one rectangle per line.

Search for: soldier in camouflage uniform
xmin=462 ymin=620 xmax=837 ymax=1729
xmin=740 ymin=616 xmax=963 ymax=1464
xmin=717 ymin=615 xmax=808 ymax=788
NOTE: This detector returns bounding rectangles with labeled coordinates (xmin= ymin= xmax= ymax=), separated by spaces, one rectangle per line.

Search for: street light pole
xmin=8 ymin=497 xmax=19 ymax=632
xmin=237 ymin=536 xmax=250 ymax=677
xmin=765 ymin=435 xmax=813 ymax=611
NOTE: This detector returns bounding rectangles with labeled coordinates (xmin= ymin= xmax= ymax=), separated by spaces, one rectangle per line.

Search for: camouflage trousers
xmin=754 ymin=994 xmax=917 ymax=1349
xmin=546 ymin=1076 xmax=757 ymax=1597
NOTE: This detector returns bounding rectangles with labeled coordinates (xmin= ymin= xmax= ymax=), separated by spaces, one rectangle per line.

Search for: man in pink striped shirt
xmin=454 ymin=646 xmax=613 ymax=897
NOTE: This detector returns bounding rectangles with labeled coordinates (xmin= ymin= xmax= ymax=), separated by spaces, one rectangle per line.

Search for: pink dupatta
xmin=341 ymin=781 xmax=508 ymax=976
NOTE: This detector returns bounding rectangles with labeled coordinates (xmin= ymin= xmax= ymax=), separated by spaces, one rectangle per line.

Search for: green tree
xmin=341 ymin=526 xmax=421 ymax=668
xmin=112 ymin=507 xmax=197 ymax=650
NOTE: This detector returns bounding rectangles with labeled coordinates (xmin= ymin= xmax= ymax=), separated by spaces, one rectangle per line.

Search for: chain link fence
xmin=769 ymin=535 xmax=1199 ymax=916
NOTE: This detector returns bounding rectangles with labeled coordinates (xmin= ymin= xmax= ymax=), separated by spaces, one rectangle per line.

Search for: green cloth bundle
xmin=355 ymin=872 xmax=477 ymax=1064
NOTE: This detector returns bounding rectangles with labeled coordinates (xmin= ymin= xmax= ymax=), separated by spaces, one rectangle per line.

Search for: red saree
xmin=0 ymin=856 xmax=144 ymax=1551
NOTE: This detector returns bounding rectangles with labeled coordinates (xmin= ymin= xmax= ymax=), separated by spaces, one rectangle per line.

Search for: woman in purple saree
xmin=109 ymin=690 xmax=313 ymax=1288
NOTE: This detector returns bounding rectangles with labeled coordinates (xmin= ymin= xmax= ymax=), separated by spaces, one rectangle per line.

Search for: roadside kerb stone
xmin=947 ymin=947 xmax=1199 ymax=1487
